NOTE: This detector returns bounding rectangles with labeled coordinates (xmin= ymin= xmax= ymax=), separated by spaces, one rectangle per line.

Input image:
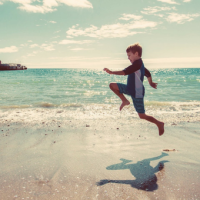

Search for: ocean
xmin=0 ymin=68 xmax=200 ymax=122
xmin=1 ymin=68 xmax=200 ymax=200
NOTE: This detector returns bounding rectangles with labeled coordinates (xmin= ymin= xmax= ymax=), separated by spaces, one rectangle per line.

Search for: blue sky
xmin=0 ymin=0 xmax=200 ymax=69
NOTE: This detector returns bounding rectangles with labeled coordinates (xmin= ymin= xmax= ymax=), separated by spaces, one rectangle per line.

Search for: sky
xmin=0 ymin=0 xmax=200 ymax=69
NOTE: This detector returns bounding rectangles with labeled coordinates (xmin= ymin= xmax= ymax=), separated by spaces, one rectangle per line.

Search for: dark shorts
xmin=117 ymin=83 xmax=145 ymax=114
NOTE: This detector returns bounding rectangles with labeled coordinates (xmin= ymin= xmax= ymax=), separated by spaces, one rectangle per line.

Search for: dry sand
xmin=0 ymin=112 xmax=200 ymax=200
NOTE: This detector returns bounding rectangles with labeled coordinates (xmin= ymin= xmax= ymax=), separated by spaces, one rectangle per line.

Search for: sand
xmin=0 ymin=109 xmax=200 ymax=200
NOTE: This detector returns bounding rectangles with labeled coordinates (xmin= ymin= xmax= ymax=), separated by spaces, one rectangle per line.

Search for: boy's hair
xmin=126 ymin=43 xmax=142 ymax=57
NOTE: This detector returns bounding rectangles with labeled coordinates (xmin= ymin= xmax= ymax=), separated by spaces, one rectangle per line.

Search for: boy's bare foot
xmin=158 ymin=122 xmax=164 ymax=136
xmin=120 ymin=100 xmax=130 ymax=111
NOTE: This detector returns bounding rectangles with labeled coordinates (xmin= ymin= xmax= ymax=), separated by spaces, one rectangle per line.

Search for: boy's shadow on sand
xmin=97 ymin=152 xmax=169 ymax=191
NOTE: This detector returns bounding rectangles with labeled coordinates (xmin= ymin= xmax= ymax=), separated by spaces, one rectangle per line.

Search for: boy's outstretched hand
xmin=103 ymin=68 xmax=113 ymax=74
xmin=149 ymin=82 xmax=158 ymax=89
xmin=147 ymin=77 xmax=158 ymax=89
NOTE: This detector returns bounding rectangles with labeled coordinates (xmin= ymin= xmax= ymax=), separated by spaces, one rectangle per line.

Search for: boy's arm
xmin=145 ymin=68 xmax=158 ymax=89
xmin=147 ymin=76 xmax=158 ymax=89
xmin=104 ymin=59 xmax=141 ymax=76
xmin=103 ymin=68 xmax=125 ymax=75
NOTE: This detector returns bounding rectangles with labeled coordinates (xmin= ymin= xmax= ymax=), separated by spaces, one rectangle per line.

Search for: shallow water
xmin=0 ymin=68 xmax=200 ymax=200
xmin=0 ymin=68 xmax=200 ymax=123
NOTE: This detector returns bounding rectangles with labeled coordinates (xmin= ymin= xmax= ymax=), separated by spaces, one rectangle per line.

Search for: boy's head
xmin=126 ymin=43 xmax=142 ymax=57
xmin=126 ymin=43 xmax=142 ymax=63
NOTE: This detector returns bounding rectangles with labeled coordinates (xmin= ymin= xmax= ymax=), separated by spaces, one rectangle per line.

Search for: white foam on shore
xmin=0 ymin=101 xmax=199 ymax=125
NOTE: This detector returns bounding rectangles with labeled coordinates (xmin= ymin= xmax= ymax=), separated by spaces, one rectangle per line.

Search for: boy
xmin=104 ymin=43 xmax=164 ymax=136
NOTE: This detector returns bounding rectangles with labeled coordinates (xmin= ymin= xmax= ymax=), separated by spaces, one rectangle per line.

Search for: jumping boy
xmin=104 ymin=43 xmax=164 ymax=136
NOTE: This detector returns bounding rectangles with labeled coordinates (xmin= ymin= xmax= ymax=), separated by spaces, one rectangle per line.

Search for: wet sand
xmin=0 ymin=114 xmax=200 ymax=200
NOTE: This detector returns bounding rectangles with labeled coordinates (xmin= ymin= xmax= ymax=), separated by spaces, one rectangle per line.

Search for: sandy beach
xmin=0 ymin=107 xmax=200 ymax=200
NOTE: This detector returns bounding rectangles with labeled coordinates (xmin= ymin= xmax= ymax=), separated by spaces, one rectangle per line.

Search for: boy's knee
xmin=109 ymin=83 xmax=116 ymax=90
xmin=138 ymin=113 xmax=146 ymax=119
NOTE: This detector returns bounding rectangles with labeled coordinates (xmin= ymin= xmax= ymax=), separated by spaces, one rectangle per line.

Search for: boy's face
xmin=127 ymin=51 xmax=138 ymax=63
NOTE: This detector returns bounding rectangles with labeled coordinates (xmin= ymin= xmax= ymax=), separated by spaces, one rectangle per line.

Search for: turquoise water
xmin=0 ymin=68 xmax=199 ymax=109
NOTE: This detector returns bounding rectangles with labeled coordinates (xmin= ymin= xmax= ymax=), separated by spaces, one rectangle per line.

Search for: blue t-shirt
xmin=123 ymin=58 xmax=151 ymax=98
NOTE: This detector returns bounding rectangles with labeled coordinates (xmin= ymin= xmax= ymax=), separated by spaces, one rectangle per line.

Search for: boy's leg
xmin=138 ymin=113 xmax=164 ymax=136
xmin=109 ymin=83 xmax=130 ymax=111
xmin=131 ymin=97 xmax=164 ymax=136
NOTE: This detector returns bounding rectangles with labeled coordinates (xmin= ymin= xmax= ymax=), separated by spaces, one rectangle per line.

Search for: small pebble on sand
xmin=163 ymin=149 xmax=177 ymax=152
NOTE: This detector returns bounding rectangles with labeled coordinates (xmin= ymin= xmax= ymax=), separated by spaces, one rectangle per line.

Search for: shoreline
xmin=0 ymin=115 xmax=200 ymax=199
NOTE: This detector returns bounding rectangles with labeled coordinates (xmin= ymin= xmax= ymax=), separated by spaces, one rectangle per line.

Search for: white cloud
xmin=3 ymin=0 xmax=92 ymax=13
xmin=0 ymin=46 xmax=18 ymax=53
xmin=20 ymin=43 xmax=28 ymax=47
xmin=141 ymin=6 xmax=176 ymax=15
xmin=66 ymin=19 xmax=158 ymax=39
xmin=66 ymin=36 xmax=74 ymax=39
xmin=30 ymin=44 xmax=39 ymax=48
xmin=10 ymin=0 xmax=32 ymax=4
xmin=154 ymin=14 xmax=164 ymax=17
xmin=166 ymin=13 xmax=200 ymax=24
xmin=52 ymin=35 xmax=60 ymax=39
xmin=49 ymin=20 xmax=56 ymax=23
xmin=18 ymin=4 xmax=56 ymax=13
xmin=27 ymin=40 xmax=33 ymax=42
xmin=145 ymin=57 xmax=200 ymax=64
xmin=54 ymin=30 xmax=61 ymax=33
xmin=43 ymin=0 xmax=58 ymax=7
xmin=70 ymin=48 xmax=85 ymax=51
xmin=26 ymin=51 xmax=38 ymax=57
xmin=27 ymin=55 xmax=200 ymax=69
xmin=144 ymin=57 xmax=200 ymax=68
xmin=29 ymin=43 xmax=55 ymax=51
xmin=59 ymin=39 xmax=94 ymax=44
xmin=183 ymin=0 xmax=191 ymax=2
xmin=157 ymin=0 xmax=179 ymax=4
xmin=57 ymin=0 xmax=92 ymax=8
xmin=119 ymin=14 xmax=143 ymax=21
xmin=41 ymin=43 xmax=55 ymax=51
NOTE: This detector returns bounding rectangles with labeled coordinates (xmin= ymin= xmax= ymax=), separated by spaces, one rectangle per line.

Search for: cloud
xmin=59 ymin=39 xmax=94 ymax=44
xmin=57 ymin=0 xmax=92 ymax=8
xmin=10 ymin=0 xmax=32 ymax=4
xmin=157 ymin=0 xmax=179 ymax=4
xmin=66 ymin=19 xmax=158 ymax=39
xmin=49 ymin=21 xmax=57 ymax=23
xmin=20 ymin=43 xmax=28 ymax=47
xmin=26 ymin=51 xmax=38 ymax=57
xmin=28 ymin=55 xmax=200 ymax=69
xmin=141 ymin=6 xmax=176 ymax=15
xmin=144 ymin=57 xmax=200 ymax=64
xmin=54 ymin=30 xmax=61 ymax=33
xmin=30 ymin=44 xmax=39 ymax=48
xmin=144 ymin=57 xmax=200 ymax=68
xmin=2 ymin=0 xmax=92 ymax=13
xmin=0 ymin=46 xmax=18 ymax=53
xmin=119 ymin=14 xmax=143 ymax=21
xmin=70 ymin=48 xmax=90 ymax=51
xmin=18 ymin=4 xmax=56 ymax=13
xmin=183 ymin=0 xmax=191 ymax=2
xmin=43 ymin=0 xmax=58 ymax=7
xmin=29 ymin=43 xmax=55 ymax=51
xmin=166 ymin=13 xmax=200 ymax=24
xmin=52 ymin=35 xmax=60 ymax=39
xmin=40 ymin=43 xmax=55 ymax=51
